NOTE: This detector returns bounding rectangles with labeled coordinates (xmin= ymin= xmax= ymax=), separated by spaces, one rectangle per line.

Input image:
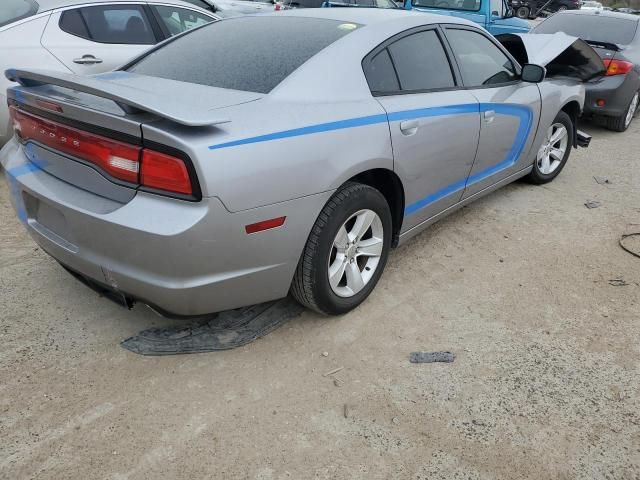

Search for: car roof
xmin=36 ymin=0 xmax=211 ymax=13
xmin=554 ymin=9 xmax=640 ymax=21
xmin=266 ymin=7 xmax=475 ymax=27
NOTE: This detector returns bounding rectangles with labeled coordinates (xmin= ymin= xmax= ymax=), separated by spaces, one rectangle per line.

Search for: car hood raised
xmin=497 ymin=32 xmax=606 ymax=81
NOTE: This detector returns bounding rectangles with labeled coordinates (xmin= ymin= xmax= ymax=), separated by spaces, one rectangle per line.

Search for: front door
xmin=442 ymin=26 xmax=541 ymax=198
xmin=362 ymin=27 xmax=481 ymax=231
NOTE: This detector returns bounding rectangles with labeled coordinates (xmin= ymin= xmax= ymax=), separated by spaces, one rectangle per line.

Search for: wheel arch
xmin=560 ymin=100 xmax=581 ymax=147
xmin=346 ymin=168 xmax=405 ymax=247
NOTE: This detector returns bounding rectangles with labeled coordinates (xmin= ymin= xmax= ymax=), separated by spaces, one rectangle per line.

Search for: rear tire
xmin=603 ymin=91 xmax=639 ymax=132
xmin=291 ymin=182 xmax=392 ymax=315
xmin=526 ymin=110 xmax=573 ymax=185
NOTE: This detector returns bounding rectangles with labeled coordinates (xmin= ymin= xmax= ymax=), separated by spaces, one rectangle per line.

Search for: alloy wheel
xmin=328 ymin=209 xmax=384 ymax=298
xmin=537 ymin=122 xmax=568 ymax=175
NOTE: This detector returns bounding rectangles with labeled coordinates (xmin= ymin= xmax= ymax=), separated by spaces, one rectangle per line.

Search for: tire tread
xmin=291 ymin=182 xmax=374 ymax=314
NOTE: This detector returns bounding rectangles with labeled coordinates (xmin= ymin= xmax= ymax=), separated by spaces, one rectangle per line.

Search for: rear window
xmin=128 ymin=17 xmax=360 ymax=93
xmin=533 ymin=14 xmax=638 ymax=45
xmin=1 ymin=0 xmax=38 ymax=28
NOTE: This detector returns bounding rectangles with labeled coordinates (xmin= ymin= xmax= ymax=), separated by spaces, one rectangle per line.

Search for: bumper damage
xmin=2 ymin=138 xmax=330 ymax=317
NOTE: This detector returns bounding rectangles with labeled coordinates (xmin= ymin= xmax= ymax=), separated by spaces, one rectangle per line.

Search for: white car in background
xmin=581 ymin=1 xmax=603 ymax=11
xmin=0 ymin=0 xmax=219 ymax=147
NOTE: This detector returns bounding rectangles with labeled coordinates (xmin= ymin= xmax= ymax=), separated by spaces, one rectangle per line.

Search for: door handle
xmin=483 ymin=110 xmax=496 ymax=123
xmin=73 ymin=55 xmax=103 ymax=65
xmin=399 ymin=119 xmax=419 ymax=135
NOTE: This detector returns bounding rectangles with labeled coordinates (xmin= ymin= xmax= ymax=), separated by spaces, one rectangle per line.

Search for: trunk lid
xmin=5 ymin=69 xmax=263 ymax=202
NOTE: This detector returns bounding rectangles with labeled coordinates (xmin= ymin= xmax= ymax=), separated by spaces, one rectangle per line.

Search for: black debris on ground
xmin=121 ymin=297 xmax=304 ymax=356
xmin=409 ymin=351 xmax=455 ymax=364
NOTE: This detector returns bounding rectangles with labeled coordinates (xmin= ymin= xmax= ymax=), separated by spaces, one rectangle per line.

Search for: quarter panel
xmin=142 ymin=99 xmax=394 ymax=212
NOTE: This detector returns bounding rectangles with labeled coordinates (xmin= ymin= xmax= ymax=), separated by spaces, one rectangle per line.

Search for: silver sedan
xmin=1 ymin=10 xmax=602 ymax=317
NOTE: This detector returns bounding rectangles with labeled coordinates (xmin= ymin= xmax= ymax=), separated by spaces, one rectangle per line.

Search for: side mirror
xmin=521 ymin=64 xmax=546 ymax=83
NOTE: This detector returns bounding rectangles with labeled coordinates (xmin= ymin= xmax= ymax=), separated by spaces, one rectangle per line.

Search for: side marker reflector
xmin=245 ymin=216 xmax=286 ymax=234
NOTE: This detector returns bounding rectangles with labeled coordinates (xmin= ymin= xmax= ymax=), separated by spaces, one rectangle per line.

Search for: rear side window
xmin=364 ymin=49 xmax=400 ymax=93
xmin=445 ymin=28 xmax=516 ymax=86
xmin=59 ymin=5 xmax=156 ymax=45
xmin=129 ymin=17 xmax=360 ymax=93
xmin=1 ymin=0 xmax=38 ymax=28
xmin=366 ymin=30 xmax=455 ymax=94
xmin=533 ymin=14 xmax=638 ymax=45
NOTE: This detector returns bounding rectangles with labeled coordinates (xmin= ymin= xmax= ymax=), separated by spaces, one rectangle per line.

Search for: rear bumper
xmin=2 ymin=139 xmax=330 ymax=316
xmin=584 ymin=74 xmax=637 ymax=117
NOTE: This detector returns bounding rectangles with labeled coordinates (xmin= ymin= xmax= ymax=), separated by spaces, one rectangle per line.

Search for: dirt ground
xmin=1 ymin=119 xmax=639 ymax=480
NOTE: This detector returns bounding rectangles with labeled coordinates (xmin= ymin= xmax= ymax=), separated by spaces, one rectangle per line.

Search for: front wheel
xmin=516 ymin=6 xmax=530 ymax=18
xmin=291 ymin=182 xmax=392 ymax=315
xmin=526 ymin=110 xmax=573 ymax=185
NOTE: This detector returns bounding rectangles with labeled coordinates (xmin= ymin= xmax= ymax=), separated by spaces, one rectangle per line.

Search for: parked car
xmin=510 ymin=0 xmax=580 ymax=19
xmin=183 ymin=0 xmax=274 ymax=14
xmin=0 ymin=0 xmax=219 ymax=148
xmin=580 ymin=0 xmax=602 ymax=11
xmin=2 ymin=10 xmax=602 ymax=317
xmin=533 ymin=10 xmax=640 ymax=130
xmin=404 ymin=0 xmax=531 ymax=34
xmin=276 ymin=0 xmax=398 ymax=9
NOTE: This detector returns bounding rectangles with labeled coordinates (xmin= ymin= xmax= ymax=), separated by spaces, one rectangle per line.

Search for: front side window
xmin=153 ymin=6 xmax=214 ymax=36
xmin=1 ymin=0 xmax=38 ymax=28
xmin=446 ymin=28 xmax=517 ymax=86
xmin=59 ymin=5 xmax=155 ymax=45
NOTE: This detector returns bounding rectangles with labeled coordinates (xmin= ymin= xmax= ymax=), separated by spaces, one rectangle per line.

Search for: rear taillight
xmin=9 ymin=105 xmax=195 ymax=198
xmin=10 ymin=105 xmax=141 ymax=183
xmin=603 ymin=59 xmax=634 ymax=76
xmin=141 ymin=149 xmax=192 ymax=195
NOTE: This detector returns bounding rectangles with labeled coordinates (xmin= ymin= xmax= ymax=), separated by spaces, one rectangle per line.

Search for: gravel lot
xmin=1 ymin=118 xmax=639 ymax=480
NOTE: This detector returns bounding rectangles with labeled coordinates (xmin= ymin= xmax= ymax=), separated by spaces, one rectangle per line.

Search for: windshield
xmin=0 ymin=0 xmax=38 ymax=28
xmin=129 ymin=17 xmax=360 ymax=93
xmin=534 ymin=14 xmax=638 ymax=45
xmin=412 ymin=0 xmax=480 ymax=12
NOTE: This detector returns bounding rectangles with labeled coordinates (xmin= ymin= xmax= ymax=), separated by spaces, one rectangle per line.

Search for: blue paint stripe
xmin=404 ymin=103 xmax=533 ymax=216
xmin=208 ymin=102 xmax=533 ymax=216
xmin=404 ymin=178 xmax=467 ymax=216
xmin=208 ymin=104 xmax=479 ymax=151
xmin=6 ymin=162 xmax=40 ymax=179
xmin=387 ymin=103 xmax=479 ymax=122
xmin=209 ymin=113 xmax=388 ymax=150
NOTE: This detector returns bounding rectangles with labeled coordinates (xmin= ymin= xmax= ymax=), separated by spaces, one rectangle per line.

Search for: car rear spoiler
xmin=5 ymin=68 xmax=231 ymax=127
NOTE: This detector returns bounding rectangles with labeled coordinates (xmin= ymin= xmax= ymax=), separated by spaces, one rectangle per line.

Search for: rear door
xmin=364 ymin=26 xmax=481 ymax=231
xmin=41 ymin=3 xmax=159 ymax=75
xmin=442 ymin=25 xmax=541 ymax=198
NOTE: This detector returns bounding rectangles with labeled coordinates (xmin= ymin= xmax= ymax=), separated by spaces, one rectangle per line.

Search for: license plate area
xmin=23 ymin=191 xmax=78 ymax=253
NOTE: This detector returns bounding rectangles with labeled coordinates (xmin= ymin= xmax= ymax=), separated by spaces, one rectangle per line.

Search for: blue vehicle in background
xmin=403 ymin=0 xmax=531 ymax=34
